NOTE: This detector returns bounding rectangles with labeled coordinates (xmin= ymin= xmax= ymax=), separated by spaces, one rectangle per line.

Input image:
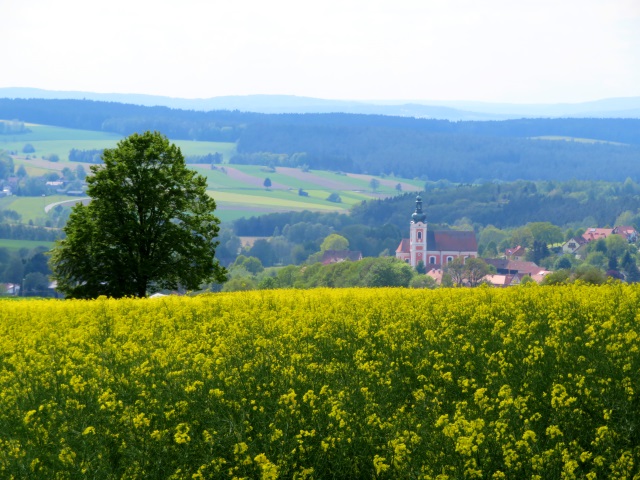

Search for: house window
xmin=429 ymin=256 xmax=436 ymax=264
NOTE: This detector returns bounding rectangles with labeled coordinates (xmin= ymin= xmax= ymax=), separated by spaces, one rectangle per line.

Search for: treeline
xmin=3 ymin=98 xmax=640 ymax=182
xmin=0 ymin=99 xmax=249 ymax=141
xmin=0 ymin=120 xmax=29 ymax=135
xmin=236 ymin=124 xmax=640 ymax=182
xmin=68 ymin=148 xmax=103 ymax=163
xmin=224 ymin=256 xmax=424 ymax=291
xmin=0 ymin=224 xmax=61 ymax=241
xmin=0 ymin=246 xmax=55 ymax=296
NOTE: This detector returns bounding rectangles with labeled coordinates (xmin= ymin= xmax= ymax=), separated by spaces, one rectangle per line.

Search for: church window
xmin=417 ymin=231 xmax=422 ymax=241
xmin=446 ymin=256 xmax=453 ymax=263
xmin=429 ymin=256 xmax=436 ymax=264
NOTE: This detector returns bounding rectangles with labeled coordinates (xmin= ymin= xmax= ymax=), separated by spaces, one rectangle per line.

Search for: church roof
xmin=428 ymin=230 xmax=478 ymax=252
xmin=396 ymin=238 xmax=410 ymax=253
xmin=396 ymin=230 xmax=477 ymax=254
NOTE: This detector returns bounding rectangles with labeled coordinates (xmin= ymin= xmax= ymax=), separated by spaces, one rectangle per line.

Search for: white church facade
xmin=396 ymin=196 xmax=478 ymax=268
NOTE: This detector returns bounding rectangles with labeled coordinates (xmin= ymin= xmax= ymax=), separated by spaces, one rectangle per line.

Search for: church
xmin=396 ymin=196 xmax=478 ymax=268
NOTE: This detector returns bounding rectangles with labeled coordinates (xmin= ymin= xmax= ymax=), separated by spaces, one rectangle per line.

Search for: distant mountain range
xmin=1 ymin=88 xmax=639 ymax=120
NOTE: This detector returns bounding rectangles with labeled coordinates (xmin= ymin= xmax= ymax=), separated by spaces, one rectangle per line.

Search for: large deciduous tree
xmin=50 ymin=131 xmax=226 ymax=298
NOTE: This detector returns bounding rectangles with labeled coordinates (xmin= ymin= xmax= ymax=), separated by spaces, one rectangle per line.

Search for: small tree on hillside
xmin=263 ymin=177 xmax=272 ymax=189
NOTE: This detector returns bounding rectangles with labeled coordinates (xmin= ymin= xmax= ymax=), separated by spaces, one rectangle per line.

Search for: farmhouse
xmin=396 ymin=196 xmax=478 ymax=268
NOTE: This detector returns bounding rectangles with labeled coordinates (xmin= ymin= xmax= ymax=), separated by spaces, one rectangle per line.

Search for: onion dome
xmin=411 ymin=195 xmax=427 ymax=223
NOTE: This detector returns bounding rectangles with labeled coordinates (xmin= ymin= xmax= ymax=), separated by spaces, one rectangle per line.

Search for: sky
xmin=2 ymin=0 xmax=640 ymax=104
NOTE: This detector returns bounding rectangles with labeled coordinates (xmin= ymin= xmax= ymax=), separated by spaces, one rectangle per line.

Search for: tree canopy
xmin=50 ymin=131 xmax=226 ymax=298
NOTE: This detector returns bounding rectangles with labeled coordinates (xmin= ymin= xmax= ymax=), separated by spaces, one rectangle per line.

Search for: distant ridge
xmin=2 ymin=87 xmax=639 ymax=120
xmin=0 ymin=88 xmax=640 ymax=121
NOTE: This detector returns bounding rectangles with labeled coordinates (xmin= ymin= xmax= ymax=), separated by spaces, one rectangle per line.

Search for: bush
xmin=326 ymin=192 xmax=342 ymax=203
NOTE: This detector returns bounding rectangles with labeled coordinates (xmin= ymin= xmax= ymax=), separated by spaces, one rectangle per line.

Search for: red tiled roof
xmin=582 ymin=228 xmax=613 ymax=242
xmin=396 ymin=230 xmax=477 ymax=254
xmin=396 ymin=238 xmax=410 ymax=253
xmin=429 ymin=230 xmax=478 ymax=252
xmin=614 ymin=226 xmax=637 ymax=239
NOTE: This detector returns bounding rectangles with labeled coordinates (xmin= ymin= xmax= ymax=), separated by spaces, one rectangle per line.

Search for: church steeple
xmin=411 ymin=195 xmax=427 ymax=223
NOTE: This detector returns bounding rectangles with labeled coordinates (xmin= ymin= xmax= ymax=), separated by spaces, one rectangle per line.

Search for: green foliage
xmin=606 ymin=234 xmax=628 ymax=259
xmin=574 ymin=265 xmax=607 ymax=284
xmin=541 ymin=269 xmax=571 ymax=285
xmin=444 ymin=257 xmax=493 ymax=287
xmin=233 ymin=255 xmax=264 ymax=275
xmin=0 ymin=151 xmax=14 ymax=180
xmin=409 ymin=274 xmax=437 ymax=289
xmin=50 ymin=131 xmax=226 ymax=298
xmin=554 ymin=255 xmax=573 ymax=270
xmin=362 ymin=258 xmax=413 ymax=287
xmin=528 ymin=221 xmax=563 ymax=245
xmin=320 ymin=233 xmax=349 ymax=252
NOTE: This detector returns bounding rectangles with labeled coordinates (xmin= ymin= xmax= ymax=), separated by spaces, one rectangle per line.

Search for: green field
xmin=0 ymin=124 xmax=236 ymax=161
xmin=0 ymin=238 xmax=54 ymax=251
xmin=1 ymin=123 xmax=418 ymax=225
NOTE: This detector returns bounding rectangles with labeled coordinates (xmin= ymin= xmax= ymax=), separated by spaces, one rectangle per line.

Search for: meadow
xmin=0 ymin=285 xmax=638 ymax=478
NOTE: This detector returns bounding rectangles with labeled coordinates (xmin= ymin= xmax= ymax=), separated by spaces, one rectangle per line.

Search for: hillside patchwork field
xmin=1 ymin=124 xmax=420 ymax=224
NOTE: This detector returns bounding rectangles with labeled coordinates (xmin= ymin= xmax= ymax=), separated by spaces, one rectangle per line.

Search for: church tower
xmin=409 ymin=195 xmax=427 ymax=268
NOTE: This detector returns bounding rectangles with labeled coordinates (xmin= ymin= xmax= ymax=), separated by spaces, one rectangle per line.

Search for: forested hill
xmin=2 ymin=98 xmax=640 ymax=182
xmin=231 ymin=180 xmax=640 ymax=238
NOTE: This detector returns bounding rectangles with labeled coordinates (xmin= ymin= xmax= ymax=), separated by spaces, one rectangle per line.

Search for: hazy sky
xmin=2 ymin=0 xmax=639 ymax=103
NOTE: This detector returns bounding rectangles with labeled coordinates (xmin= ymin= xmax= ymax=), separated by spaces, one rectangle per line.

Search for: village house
xmin=613 ymin=225 xmax=638 ymax=243
xmin=562 ymin=226 xmax=638 ymax=259
xmin=562 ymin=236 xmax=588 ymax=257
xmin=321 ymin=250 xmax=363 ymax=265
xmin=396 ymin=196 xmax=478 ymax=268
xmin=483 ymin=258 xmax=550 ymax=277
xmin=505 ymin=245 xmax=526 ymax=261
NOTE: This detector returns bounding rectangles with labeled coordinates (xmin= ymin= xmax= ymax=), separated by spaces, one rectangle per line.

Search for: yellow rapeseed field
xmin=0 ymin=285 xmax=638 ymax=479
